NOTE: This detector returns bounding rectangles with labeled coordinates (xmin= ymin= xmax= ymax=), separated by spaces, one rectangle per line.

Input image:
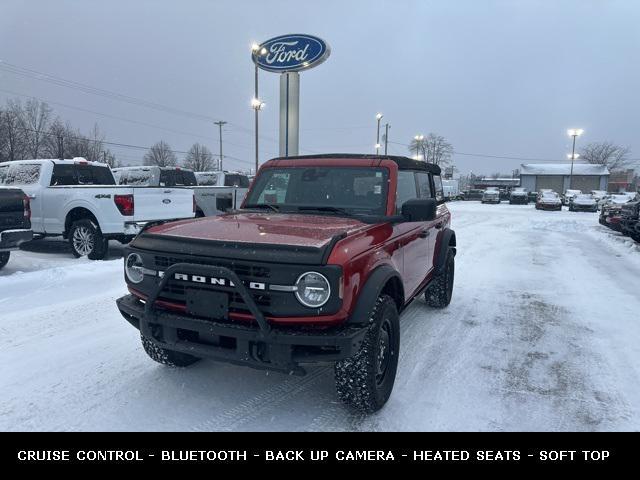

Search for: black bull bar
xmin=117 ymin=262 xmax=367 ymax=375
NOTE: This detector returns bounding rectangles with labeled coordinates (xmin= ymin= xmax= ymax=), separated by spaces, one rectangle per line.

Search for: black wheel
xmin=334 ymin=294 xmax=400 ymax=413
xmin=425 ymin=247 xmax=455 ymax=308
xmin=0 ymin=251 xmax=10 ymax=270
xmin=69 ymin=219 xmax=108 ymax=260
xmin=141 ymin=334 xmax=201 ymax=367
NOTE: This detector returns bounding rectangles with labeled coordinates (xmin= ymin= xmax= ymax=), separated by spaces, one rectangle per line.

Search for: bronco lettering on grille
xmin=173 ymin=273 xmax=266 ymax=291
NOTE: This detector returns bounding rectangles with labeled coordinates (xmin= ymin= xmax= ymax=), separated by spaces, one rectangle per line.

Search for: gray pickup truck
xmin=0 ymin=187 xmax=33 ymax=270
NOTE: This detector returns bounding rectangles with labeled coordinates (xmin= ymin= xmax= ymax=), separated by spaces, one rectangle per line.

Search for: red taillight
xmin=114 ymin=194 xmax=135 ymax=216
xmin=23 ymin=195 xmax=31 ymax=220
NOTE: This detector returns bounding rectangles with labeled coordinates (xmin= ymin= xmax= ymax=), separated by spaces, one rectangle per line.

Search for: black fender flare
xmin=434 ymin=228 xmax=456 ymax=275
xmin=347 ymin=264 xmax=403 ymax=325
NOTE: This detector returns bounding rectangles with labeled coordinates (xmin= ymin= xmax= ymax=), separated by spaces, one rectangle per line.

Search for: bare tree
xmin=19 ymin=98 xmax=52 ymax=159
xmin=579 ymin=141 xmax=632 ymax=171
xmin=184 ymin=143 xmax=214 ymax=171
xmin=408 ymin=133 xmax=453 ymax=166
xmin=143 ymin=141 xmax=177 ymax=167
xmin=0 ymin=100 xmax=28 ymax=161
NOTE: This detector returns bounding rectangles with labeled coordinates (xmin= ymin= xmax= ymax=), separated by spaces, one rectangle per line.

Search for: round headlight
xmin=295 ymin=272 xmax=331 ymax=308
xmin=125 ymin=253 xmax=144 ymax=284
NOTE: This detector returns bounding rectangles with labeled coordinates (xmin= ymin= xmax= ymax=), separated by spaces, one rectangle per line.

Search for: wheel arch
xmin=434 ymin=228 xmax=456 ymax=275
xmin=347 ymin=264 xmax=404 ymax=325
xmin=65 ymin=206 xmax=99 ymax=235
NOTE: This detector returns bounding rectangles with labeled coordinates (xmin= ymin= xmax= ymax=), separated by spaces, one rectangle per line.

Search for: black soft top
xmin=270 ymin=153 xmax=442 ymax=175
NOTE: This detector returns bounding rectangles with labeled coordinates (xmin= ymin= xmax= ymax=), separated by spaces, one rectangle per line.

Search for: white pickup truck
xmin=0 ymin=159 xmax=195 ymax=259
xmin=113 ymin=166 xmax=248 ymax=217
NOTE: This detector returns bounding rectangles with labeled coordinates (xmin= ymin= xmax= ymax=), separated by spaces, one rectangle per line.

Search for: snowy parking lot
xmin=1 ymin=202 xmax=640 ymax=431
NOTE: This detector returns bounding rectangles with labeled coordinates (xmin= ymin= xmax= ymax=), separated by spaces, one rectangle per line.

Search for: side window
xmin=433 ymin=175 xmax=444 ymax=203
xmin=50 ymin=164 xmax=77 ymax=186
xmin=416 ymin=173 xmax=432 ymax=199
xmin=396 ymin=171 xmax=418 ymax=214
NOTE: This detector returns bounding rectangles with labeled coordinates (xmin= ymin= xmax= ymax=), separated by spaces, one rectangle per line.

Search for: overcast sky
xmin=1 ymin=0 xmax=638 ymax=174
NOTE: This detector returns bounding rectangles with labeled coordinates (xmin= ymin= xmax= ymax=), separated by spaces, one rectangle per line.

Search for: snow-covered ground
xmin=1 ymin=202 xmax=640 ymax=431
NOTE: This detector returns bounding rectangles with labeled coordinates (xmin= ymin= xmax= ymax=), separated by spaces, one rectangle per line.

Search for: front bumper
xmin=116 ymin=263 xmax=366 ymax=375
xmin=0 ymin=229 xmax=33 ymax=251
xmin=509 ymin=196 xmax=528 ymax=204
xmin=571 ymin=204 xmax=598 ymax=212
xmin=537 ymin=203 xmax=562 ymax=210
xmin=117 ymin=294 xmax=366 ymax=375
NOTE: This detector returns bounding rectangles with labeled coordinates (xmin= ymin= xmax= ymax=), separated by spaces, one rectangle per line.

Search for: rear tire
xmin=69 ymin=219 xmax=108 ymax=260
xmin=141 ymin=334 xmax=201 ymax=367
xmin=425 ymin=247 xmax=455 ymax=308
xmin=334 ymin=294 xmax=400 ymax=413
xmin=0 ymin=251 xmax=10 ymax=270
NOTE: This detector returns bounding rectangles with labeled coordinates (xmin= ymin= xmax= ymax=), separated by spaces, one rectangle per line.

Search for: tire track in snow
xmin=190 ymin=367 xmax=331 ymax=431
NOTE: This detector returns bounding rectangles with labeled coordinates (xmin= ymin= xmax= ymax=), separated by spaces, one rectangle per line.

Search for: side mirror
xmin=401 ymin=198 xmax=437 ymax=222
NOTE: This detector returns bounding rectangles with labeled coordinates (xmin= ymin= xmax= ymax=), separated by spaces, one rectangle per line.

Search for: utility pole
xmin=214 ymin=120 xmax=227 ymax=171
xmin=384 ymin=123 xmax=390 ymax=155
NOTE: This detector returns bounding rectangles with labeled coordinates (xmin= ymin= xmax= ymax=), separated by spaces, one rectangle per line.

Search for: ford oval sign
xmin=252 ymin=34 xmax=330 ymax=73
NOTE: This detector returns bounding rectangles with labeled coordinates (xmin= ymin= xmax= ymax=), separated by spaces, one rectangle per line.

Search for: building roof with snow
xmin=520 ymin=163 xmax=609 ymax=176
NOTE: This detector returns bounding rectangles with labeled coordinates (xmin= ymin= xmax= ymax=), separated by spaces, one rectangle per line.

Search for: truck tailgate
xmin=0 ymin=188 xmax=29 ymax=230
xmin=132 ymin=187 xmax=194 ymax=222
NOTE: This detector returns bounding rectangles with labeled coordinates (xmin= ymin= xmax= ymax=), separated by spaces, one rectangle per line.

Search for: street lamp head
xmin=414 ymin=134 xmax=424 ymax=141
xmin=375 ymin=143 xmax=381 ymax=149
xmin=567 ymin=128 xmax=584 ymax=137
xmin=567 ymin=153 xmax=580 ymax=160
xmin=376 ymin=113 xmax=383 ymax=120
xmin=251 ymin=42 xmax=260 ymax=52
xmin=251 ymin=98 xmax=265 ymax=110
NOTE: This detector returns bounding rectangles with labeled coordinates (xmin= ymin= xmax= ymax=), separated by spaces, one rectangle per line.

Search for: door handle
xmin=418 ymin=229 xmax=430 ymax=238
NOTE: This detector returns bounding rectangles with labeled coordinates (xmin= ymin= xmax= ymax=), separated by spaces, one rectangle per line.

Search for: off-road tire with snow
xmin=0 ymin=251 xmax=10 ymax=270
xmin=334 ymin=294 xmax=400 ymax=413
xmin=69 ymin=219 xmax=108 ymax=260
xmin=140 ymin=333 xmax=201 ymax=367
xmin=425 ymin=247 xmax=455 ymax=308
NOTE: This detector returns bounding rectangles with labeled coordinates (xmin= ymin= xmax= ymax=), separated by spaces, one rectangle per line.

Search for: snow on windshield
xmin=124 ymin=169 xmax=153 ymax=186
xmin=0 ymin=164 xmax=41 ymax=185
xmin=195 ymin=173 xmax=218 ymax=186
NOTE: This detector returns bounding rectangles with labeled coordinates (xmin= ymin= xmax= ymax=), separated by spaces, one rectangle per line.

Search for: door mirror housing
xmin=401 ymin=198 xmax=437 ymax=222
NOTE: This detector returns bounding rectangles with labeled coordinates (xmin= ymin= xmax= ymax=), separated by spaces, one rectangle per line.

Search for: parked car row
xmin=600 ymin=192 xmax=640 ymax=242
xmin=0 ymin=158 xmax=252 ymax=266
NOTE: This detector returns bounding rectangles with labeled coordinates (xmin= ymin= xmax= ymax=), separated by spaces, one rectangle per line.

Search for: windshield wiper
xmin=243 ymin=203 xmax=280 ymax=212
xmin=296 ymin=206 xmax=355 ymax=216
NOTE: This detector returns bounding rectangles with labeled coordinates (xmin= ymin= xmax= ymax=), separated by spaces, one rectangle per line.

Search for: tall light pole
xmin=567 ymin=128 xmax=584 ymax=191
xmin=414 ymin=134 xmax=424 ymax=161
xmin=214 ymin=120 xmax=227 ymax=170
xmin=251 ymin=43 xmax=267 ymax=174
xmin=384 ymin=123 xmax=390 ymax=155
xmin=375 ymin=113 xmax=383 ymax=154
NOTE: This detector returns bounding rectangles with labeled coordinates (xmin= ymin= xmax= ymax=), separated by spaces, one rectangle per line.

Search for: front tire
xmin=334 ymin=294 xmax=400 ymax=413
xmin=425 ymin=247 xmax=455 ymax=308
xmin=69 ymin=219 xmax=108 ymax=260
xmin=0 ymin=251 xmax=10 ymax=270
xmin=141 ymin=334 xmax=201 ymax=367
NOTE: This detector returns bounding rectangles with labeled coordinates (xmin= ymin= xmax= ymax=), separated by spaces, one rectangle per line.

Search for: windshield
xmin=0 ymin=163 xmax=41 ymax=185
xmin=195 ymin=173 xmax=218 ymax=186
xmin=224 ymin=174 xmax=250 ymax=187
xmin=121 ymin=169 xmax=154 ymax=186
xmin=244 ymin=166 xmax=389 ymax=216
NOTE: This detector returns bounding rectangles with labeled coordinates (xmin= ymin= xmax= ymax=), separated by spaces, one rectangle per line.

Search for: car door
xmin=393 ymin=170 xmax=431 ymax=298
xmin=43 ymin=163 xmax=78 ymax=233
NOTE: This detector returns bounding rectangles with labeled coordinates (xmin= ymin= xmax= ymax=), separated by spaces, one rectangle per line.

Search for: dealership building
xmin=519 ymin=163 xmax=609 ymax=193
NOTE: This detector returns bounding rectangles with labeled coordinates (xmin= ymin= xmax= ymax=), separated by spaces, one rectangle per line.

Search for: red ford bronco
xmin=117 ymin=154 xmax=456 ymax=412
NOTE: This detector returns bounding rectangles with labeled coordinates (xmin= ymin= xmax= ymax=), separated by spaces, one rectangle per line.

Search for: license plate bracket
xmin=185 ymin=289 xmax=229 ymax=319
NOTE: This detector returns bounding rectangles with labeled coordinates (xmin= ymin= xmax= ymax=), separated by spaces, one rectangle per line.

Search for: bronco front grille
xmin=153 ymin=255 xmax=272 ymax=316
